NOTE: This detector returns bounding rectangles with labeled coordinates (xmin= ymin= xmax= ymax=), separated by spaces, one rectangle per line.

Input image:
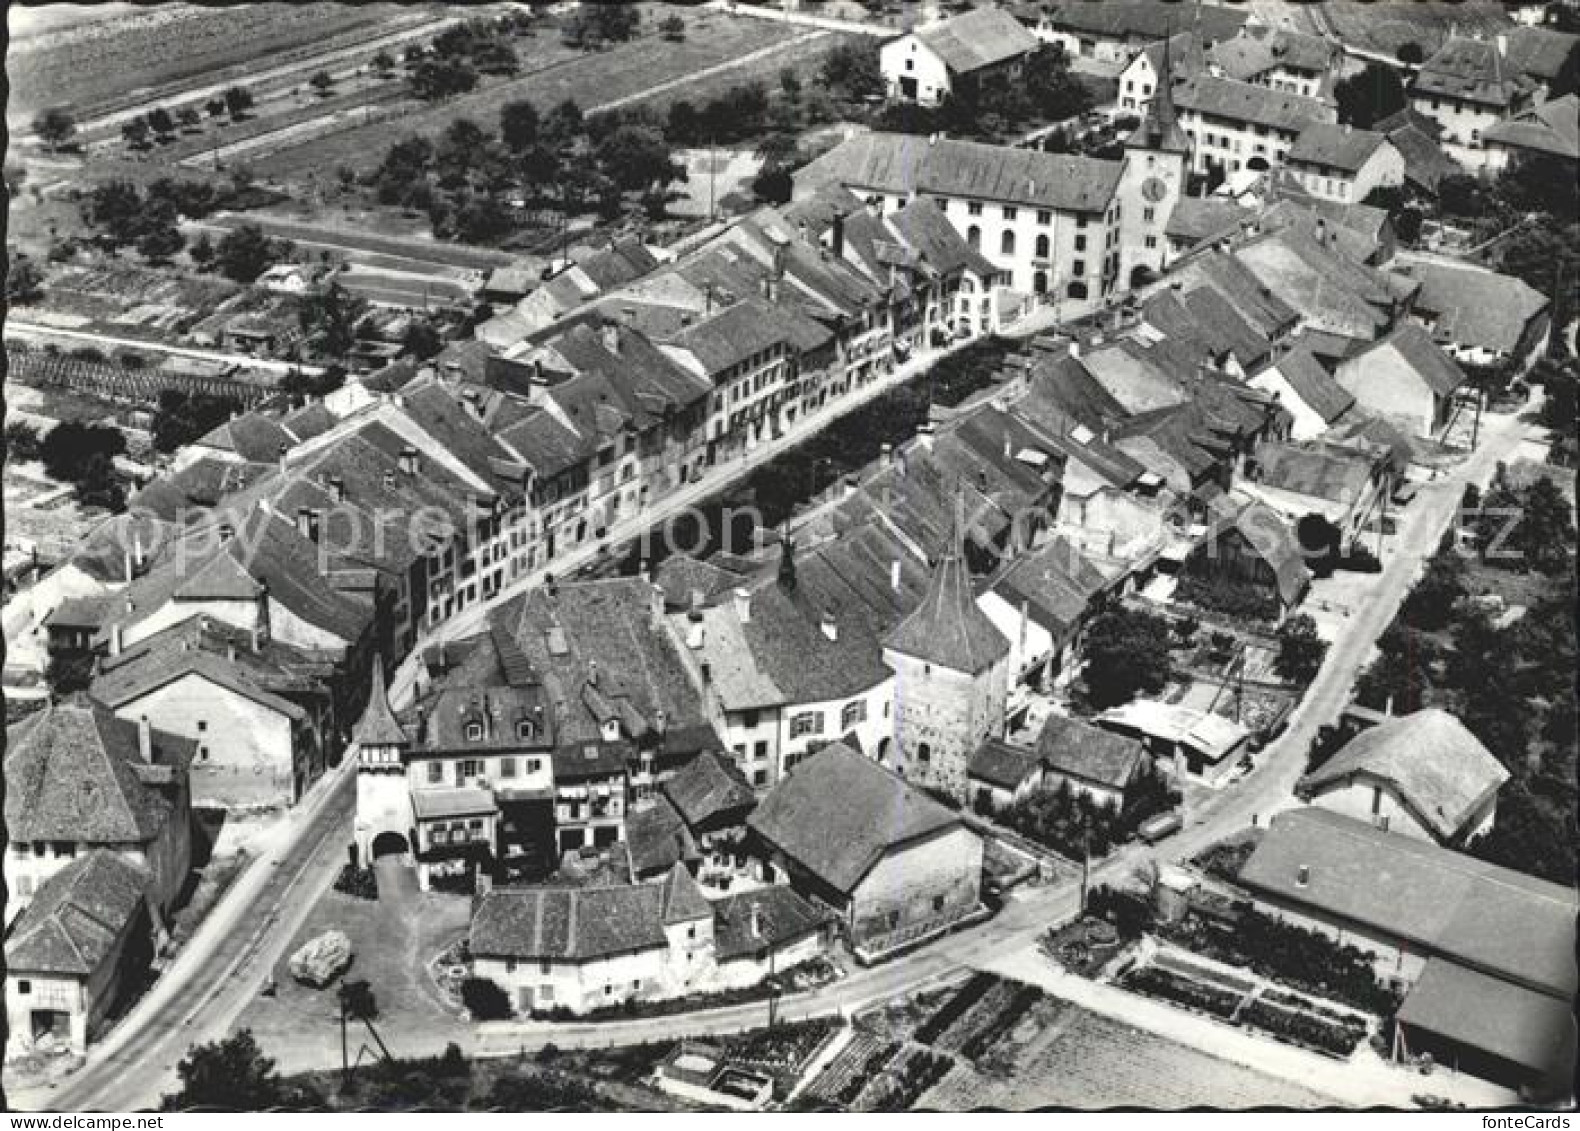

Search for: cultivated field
xmin=921 ymin=998 xmax=1334 ymax=1110
xmin=251 ymin=9 xmax=809 ymax=181
xmin=7 ymin=4 xmax=426 ymax=124
xmin=1248 ymin=0 xmax=1513 ymax=57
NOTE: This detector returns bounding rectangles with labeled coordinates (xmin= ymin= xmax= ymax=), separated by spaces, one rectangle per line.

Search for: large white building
xmin=1173 ymin=73 xmax=1335 ymax=176
xmin=1284 ymin=123 xmax=1406 ymax=204
xmin=881 ymin=6 xmax=1040 ymax=107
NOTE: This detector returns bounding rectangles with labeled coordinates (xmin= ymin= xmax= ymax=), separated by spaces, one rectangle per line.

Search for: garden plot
xmin=795 ymin=1032 xmax=901 ymax=1110
xmin=29 ymin=262 xmax=245 ymax=338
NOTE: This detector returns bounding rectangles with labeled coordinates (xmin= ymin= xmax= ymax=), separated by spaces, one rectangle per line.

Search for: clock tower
xmin=1117 ymin=33 xmax=1192 ymax=289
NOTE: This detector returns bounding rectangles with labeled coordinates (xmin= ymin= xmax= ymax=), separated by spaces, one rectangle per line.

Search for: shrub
xmin=332 ymin=864 xmax=378 ymax=900
xmin=460 ymin=976 xmax=513 ymax=1020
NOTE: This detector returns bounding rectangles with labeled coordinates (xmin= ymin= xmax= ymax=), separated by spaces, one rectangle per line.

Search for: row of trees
xmin=120 ymin=88 xmax=254 ymax=149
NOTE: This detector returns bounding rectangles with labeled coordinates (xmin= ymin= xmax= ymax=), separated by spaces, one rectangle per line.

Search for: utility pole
xmin=1079 ymin=817 xmax=1090 ymax=914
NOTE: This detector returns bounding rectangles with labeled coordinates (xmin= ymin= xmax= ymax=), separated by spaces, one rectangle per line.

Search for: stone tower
xmin=882 ymin=506 xmax=1011 ymax=801
xmin=1117 ymin=31 xmax=1192 ymax=288
xmin=352 ymin=657 xmax=414 ymax=867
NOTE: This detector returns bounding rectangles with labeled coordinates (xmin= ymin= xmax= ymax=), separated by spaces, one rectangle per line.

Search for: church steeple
xmin=353 ymin=656 xmax=408 ymax=753
xmin=1127 ymin=29 xmax=1191 ymax=155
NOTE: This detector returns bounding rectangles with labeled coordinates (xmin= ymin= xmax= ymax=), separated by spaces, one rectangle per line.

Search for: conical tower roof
xmin=1127 ymin=31 xmax=1192 ymax=155
xmin=352 ymin=657 xmax=407 ymax=748
xmin=883 ymin=500 xmax=1009 ymax=676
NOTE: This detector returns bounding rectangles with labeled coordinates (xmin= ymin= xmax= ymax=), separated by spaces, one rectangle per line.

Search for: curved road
xmin=19 ymin=397 xmax=1539 ymax=1111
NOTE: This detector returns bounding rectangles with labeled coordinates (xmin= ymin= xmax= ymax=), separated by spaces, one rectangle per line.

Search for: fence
xmin=7 ymin=344 xmax=279 ymax=407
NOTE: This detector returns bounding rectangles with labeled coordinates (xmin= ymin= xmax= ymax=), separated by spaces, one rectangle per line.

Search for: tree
xmin=87 ymin=180 xmax=148 ymax=246
xmin=1493 ymin=153 xmax=1578 ymax=222
xmin=7 ymin=254 xmax=45 ymax=304
xmin=585 ymin=1 xmax=640 ymax=42
xmin=665 ymin=100 xmax=701 ymax=145
xmin=460 ymin=977 xmax=513 ymax=1020
xmin=224 ymin=86 xmax=255 ymax=119
xmin=1514 ymin=476 xmax=1576 ymax=575
xmin=659 ymin=14 xmax=686 ymax=41
xmin=544 ymin=99 xmax=586 ymax=150
xmin=596 ymin=124 xmax=680 ymax=191
xmin=136 ymin=220 xmax=186 ymax=264
xmin=402 ymin=318 xmax=444 ymax=360
xmin=1401 ymin=547 xmax=1468 ymax=631
xmin=164 ymin=1031 xmax=290 ymax=1111
xmin=205 ymin=97 xmax=227 ymax=120
xmin=1023 ymin=45 xmax=1092 ymax=122
xmin=310 ymin=70 xmax=335 ymax=96
xmin=178 ymin=107 xmax=203 ymax=132
xmin=499 ymin=99 xmax=540 ymax=151
xmin=1081 ymin=608 xmax=1174 ymax=709
xmin=5 ymin=420 xmax=43 ymax=463
xmin=46 ymin=650 xmax=95 ymax=697
xmin=1333 ymin=62 xmax=1406 ymax=129
xmin=190 ymin=232 xmax=216 ymax=269
xmin=454 ymin=195 xmax=513 ymax=243
xmin=300 ymin=281 xmax=368 ymax=359
xmin=411 ymin=57 xmax=478 ymax=101
xmin=821 ymin=40 xmax=885 ymax=104
xmin=34 ymin=106 xmax=77 ymax=153
xmin=1274 ymin=613 xmax=1327 ymax=684
xmin=147 ymin=106 xmax=177 ymax=139
xmin=152 ymin=391 xmax=240 ymax=453
xmin=215 ymin=223 xmax=277 ymax=283
xmin=121 ymin=117 xmax=151 ymax=149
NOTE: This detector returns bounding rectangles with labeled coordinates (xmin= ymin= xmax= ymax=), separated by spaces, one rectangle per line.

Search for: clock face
xmin=1141 ymin=176 xmax=1168 ymax=204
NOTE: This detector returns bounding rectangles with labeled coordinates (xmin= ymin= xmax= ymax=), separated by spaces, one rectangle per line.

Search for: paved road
xmin=18 ymin=373 xmax=1537 ymax=1109
xmin=2 ymin=321 xmax=325 ymax=378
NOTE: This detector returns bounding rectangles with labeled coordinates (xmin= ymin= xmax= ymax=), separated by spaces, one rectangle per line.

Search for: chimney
xmin=401 ymin=446 xmax=419 ymax=476
xmin=733 ymin=586 xmax=751 ymax=625
xmin=654 ymin=709 xmax=667 ymax=735
xmin=700 ymin=661 xmax=712 ymax=684
xmin=601 ymin=322 xmax=621 ymax=355
xmin=1296 ymin=864 xmax=1310 ymax=887
xmin=650 ymin=582 xmax=665 ymax=628
xmin=890 ymin=558 xmax=902 ymax=593
xmin=820 ymin=609 xmax=838 ymax=642
xmin=1495 ymin=33 xmax=1507 ymax=57
xmin=124 ymin=548 xmax=135 ymax=584
xmin=296 ymin=507 xmax=320 ymax=543
xmin=111 ymin=623 xmax=124 ymax=656
xmin=219 ymin=522 xmax=235 ymax=543
xmin=137 ymin=716 xmax=152 ymax=763
xmin=329 ymin=475 xmax=345 ymax=503
xmin=250 ymin=621 xmax=261 ymax=653
xmin=1003 ymin=433 xmax=1013 ymax=460
xmin=797 ymin=219 xmax=809 ymax=245
xmin=1068 ymin=338 xmax=1081 ymax=359
xmin=881 ymin=442 xmax=894 ymax=467
xmin=915 ymin=423 xmax=936 ymax=452
xmin=843 ymin=475 xmax=858 ymax=500
xmin=750 ymin=902 xmax=763 ymax=939
xmin=278 ymin=442 xmax=289 ymax=470
xmin=588 ymin=659 xmax=599 ymax=687
xmin=831 ymin=213 xmax=845 ymax=259
xmin=227 ymin=640 xmax=237 ymax=663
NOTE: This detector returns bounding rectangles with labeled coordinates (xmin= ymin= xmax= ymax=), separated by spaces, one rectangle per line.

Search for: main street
xmin=19 ymin=382 xmax=1540 ymax=1110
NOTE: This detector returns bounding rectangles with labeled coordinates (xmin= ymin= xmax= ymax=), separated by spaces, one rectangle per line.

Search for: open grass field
xmin=7 ymin=4 xmax=425 ymax=125
xmin=197 ymin=213 xmax=514 ymax=271
xmin=1248 ymin=0 xmax=1512 ymax=57
xmin=252 ymin=9 xmax=808 ymax=181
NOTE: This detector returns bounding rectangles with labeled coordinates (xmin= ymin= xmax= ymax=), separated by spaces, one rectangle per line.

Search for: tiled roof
xmin=884 ymin=532 xmax=1009 ymax=675
xmin=470 ymin=879 xmax=690 ymax=962
xmin=1397 ymin=959 xmax=1575 ymax=1081
xmin=552 ymin=740 xmax=631 ymax=781
xmin=660 ymin=862 xmax=711 ymax=925
xmin=914 ymin=5 xmax=1039 ymax=74
xmin=747 ymin=741 xmax=964 ymax=895
xmin=1484 ymin=91 xmax=1580 ymax=159
xmin=654 ymin=554 xmax=756 ymax=611
xmin=354 ymin=660 xmax=408 ymax=748
xmin=44 ymin=594 xmax=117 ymax=630
xmin=1505 ymin=25 xmax=1580 ymax=82
xmin=411 ymin=787 xmax=497 ymax=820
xmin=1288 ymin=123 xmax=1391 ymax=172
xmin=1173 ymin=251 xmax=1301 ymax=342
xmin=1298 ymin=709 xmax=1510 ymax=841
xmin=796 ymin=133 xmax=1124 ymax=215
xmin=5 ymin=851 xmax=150 ymax=976
xmin=1398 ymin=256 xmax=1552 ymax=356
xmin=670 ymin=299 xmax=804 ymax=376
xmin=624 ymin=797 xmax=697 ymax=879
xmin=4 ymin=697 xmax=187 ymax=845
xmin=1254 ymin=442 xmax=1374 ymax=507
xmin=195 ymin=412 xmax=295 ymax=463
xmin=662 ymin=749 xmax=757 ymax=830
xmin=1385 ymin=123 xmax=1460 ymax=194
xmin=713 ymin=886 xmax=828 ymax=961
xmin=1175 ymin=74 xmax=1331 ymax=133
xmin=1193 ymin=496 xmax=1310 ymax=605
xmin=967 ymin=738 xmax=1042 ymax=790
xmin=888 ymin=198 xmax=1001 ymax=280
xmin=1413 ymin=35 xmax=1535 ymax=108
xmin=993 ymin=535 xmax=1109 ymax=637
xmin=1080 ymin=339 xmax=1191 ymax=415
xmin=1210 ymin=26 xmax=1334 ymax=80
xmin=1015 ymin=349 xmax=1132 ymax=434
xmin=1164 ymin=196 xmax=1248 ymax=245
xmin=1258 ymin=347 xmax=1354 ymax=423
xmin=1233 ymin=230 xmax=1395 ymax=340
xmin=1037 ymin=712 xmax=1146 ymax=790
xmin=1362 ymin=320 xmax=1469 ymax=396
xmin=1238 ymin=807 xmax=1576 ymax=997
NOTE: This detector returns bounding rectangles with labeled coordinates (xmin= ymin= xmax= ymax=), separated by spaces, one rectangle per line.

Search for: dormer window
xmin=466 ymin=722 xmax=483 ymax=741
xmin=516 ymin=719 xmax=535 ymax=740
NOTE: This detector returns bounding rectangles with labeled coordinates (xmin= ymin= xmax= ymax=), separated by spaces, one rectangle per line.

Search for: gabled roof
xmin=1164 ymin=196 xmax=1249 ymax=245
xmin=1505 ymin=25 xmax=1580 ymax=83
xmin=993 ymin=534 xmax=1110 ymax=637
xmin=712 ymin=886 xmax=828 ymax=960
xmin=912 ymin=6 xmax=1039 ymax=75
xmin=624 ymin=796 xmax=698 ymax=879
xmin=5 ymin=851 xmax=150 ymax=976
xmin=1398 ymin=256 xmax=1552 ymax=356
xmin=1397 ymin=959 xmax=1575 ymax=1082
xmin=1354 ymin=320 xmax=1468 ymax=396
xmin=1298 ymin=709 xmax=1510 ymax=840
xmin=884 ymin=527 xmax=1009 ymax=675
xmin=968 ymin=738 xmax=1042 ymax=791
xmin=660 ymin=862 xmax=712 ymax=925
xmin=1037 ymin=713 xmax=1146 ymax=790
xmin=1210 ymin=26 xmax=1335 ymax=80
xmin=1255 ymin=346 xmax=1354 ymax=423
xmin=1288 ymin=123 xmax=1392 ymax=172
xmin=1484 ymin=91 xmax=1580 ymax=159
xmin=1196 ymin=497 xmax=1311 ymax=605
xmin=662 ymin=749 xmax=757 ymax=829
xmin=1239 ymin=807 xmax=1576 ymax=997
xmin=4 ymin=697 xmax=187 ymax=845
xmin=470 ymin=881 xmax=683 ymax=962
xmin=1174 ymin=73 xmax=1332 ymax=133
xmin=796 ymin=133 xmax=1124 ymax=215
xmin=1414 ymin=35 xmax=1536 ymax=108
xmin=747 ymin=741 xmax=965 ymax=895
xmin=1254 ymin=441 xmax=1374 ymax=506
xmin=1385 ymin=123 xmax=1460 ymax=194
xmin=195 ymin=412 xmax=295 ymax=463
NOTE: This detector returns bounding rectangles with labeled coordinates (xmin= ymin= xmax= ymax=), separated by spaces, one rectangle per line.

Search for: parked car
xmin=1138 ymin=810 xmax=1183 ymax=844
